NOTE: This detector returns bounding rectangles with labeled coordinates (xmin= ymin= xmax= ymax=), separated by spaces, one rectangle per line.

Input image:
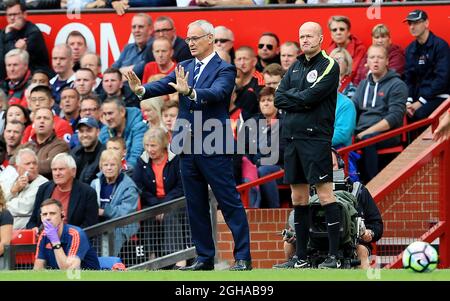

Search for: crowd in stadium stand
xmin=0 ymin=0 xmax=449 ymax=269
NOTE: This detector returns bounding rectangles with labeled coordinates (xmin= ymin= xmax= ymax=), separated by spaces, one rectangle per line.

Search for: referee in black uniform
xmin=274 ymin=22 xmax=340 ymax=269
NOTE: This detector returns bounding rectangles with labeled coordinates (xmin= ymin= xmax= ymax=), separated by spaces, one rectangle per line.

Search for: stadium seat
xmin=10 ymin=229 xmax=37 ymax=266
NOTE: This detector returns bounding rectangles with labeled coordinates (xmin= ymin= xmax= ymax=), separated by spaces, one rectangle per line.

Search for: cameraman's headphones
xmin=331 ymin=147 xmax=345 ymax=169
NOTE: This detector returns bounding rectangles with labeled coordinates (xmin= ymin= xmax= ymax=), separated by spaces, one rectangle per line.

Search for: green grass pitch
xmin=1 ymin=269 xmax=450 ymax=281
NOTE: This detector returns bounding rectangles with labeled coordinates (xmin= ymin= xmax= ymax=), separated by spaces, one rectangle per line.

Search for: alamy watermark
xmin=366 ymin=0 xmax=383 ymax=20
xmin=170 ymin=112 xmax=280 ymax=166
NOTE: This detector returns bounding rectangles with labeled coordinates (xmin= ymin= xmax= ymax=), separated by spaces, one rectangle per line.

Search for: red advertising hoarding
xmin=1 ymin=4 xmax=449 ymax=71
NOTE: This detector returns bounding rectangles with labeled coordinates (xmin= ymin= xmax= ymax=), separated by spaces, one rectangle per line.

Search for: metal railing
xmin=3 ymin=190 xmax=219 ymax=270
xmin=236 ymin=100 xmax=450 ymax=268
xmin=237 ymin=99 xmax=450 ymax=208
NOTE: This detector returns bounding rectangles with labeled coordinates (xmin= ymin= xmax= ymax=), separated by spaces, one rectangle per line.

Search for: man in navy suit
xmin=126 ymin=20 xmax=252 ymax=271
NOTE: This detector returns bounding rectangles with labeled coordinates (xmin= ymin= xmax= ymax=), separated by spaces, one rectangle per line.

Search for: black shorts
xmin=283 ymin=139 xmax=333 ymax=185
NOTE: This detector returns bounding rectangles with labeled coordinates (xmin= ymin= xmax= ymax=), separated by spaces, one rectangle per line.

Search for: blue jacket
xmin=133 ymin=151 xmax=184 ymax=208
xmin=142 ymin=53 xmax=236 ymax=155
xmin=332 ymin=93 xmax=356 ymax=148
xmin=112 ymin=38 xmax=152 ymax=69
xmin=404 ymin=31 xmax=450 ymax=101
xmin=99 ymin=107 xmax=147 ymax=168
xmin=91 ymin=172 xmax=139 ymax=256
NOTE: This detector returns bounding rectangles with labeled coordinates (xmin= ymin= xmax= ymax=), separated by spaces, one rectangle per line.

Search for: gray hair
xmin=134 ymin=13 xmax=153 ymax=26
xmin=189 ymin=20 xmax=215 ymax=37
xmin=5 ymin=48 xmax=29 ymax=66
xmin=51 ymin=153 xmax=77 ymax=170
xmin=214 ymin=25 xmax=234 ymax=41
xmin=103 ymin=96 xmax=126 ymax=109
xmin=141 ymin=97 xmax=164 ymax=121
xmin=15 ymin=148 xmax=38 ymax=166
xmin=155 ymin=16 xmax=175 ymax=28
xmin=53 ymin=44 xmax=72 ymax=58
xmin=143 ymin=127 xmax=169 ymax=150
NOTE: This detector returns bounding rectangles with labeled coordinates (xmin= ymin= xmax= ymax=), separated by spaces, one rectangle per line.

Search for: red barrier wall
xmin=1 ymin=4 xmax=449 ymax=70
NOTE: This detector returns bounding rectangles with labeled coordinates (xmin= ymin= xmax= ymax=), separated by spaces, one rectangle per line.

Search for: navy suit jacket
xmin=26 ymin=180 xmax=99 ymax=229
xmin=142 ymin=53 xmax=236 ymax=155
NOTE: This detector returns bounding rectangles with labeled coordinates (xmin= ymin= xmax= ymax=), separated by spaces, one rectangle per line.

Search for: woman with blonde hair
xmin=90 ymin=149 xmax=139 ymax=256
xmin=140 ymin=96 xmax=165 ymax=129
xmin=0 ymin=185 xmax=13 ymax=269
xmin=330 ymin=47 xmax=356 ymax=99
xmin=354 ymin=24 xmax=405 ymax=86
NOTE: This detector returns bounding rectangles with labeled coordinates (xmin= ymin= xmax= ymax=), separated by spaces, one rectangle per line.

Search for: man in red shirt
xmin=142 ymin=37 xmax=177 ymax=83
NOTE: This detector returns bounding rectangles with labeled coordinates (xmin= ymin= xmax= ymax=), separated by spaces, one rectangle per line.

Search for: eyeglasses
xmin=154 ymin=28 xmax=174 ymax=34
xmin=185 ymin=34 xmax=210 ymax=44
xmin=258 ymin=44 xmax=274 ymax=51
xmin=215 ymin=38 xmax=231 ymax=44
xmin=331 ymin=27 xmax=347 ymax=33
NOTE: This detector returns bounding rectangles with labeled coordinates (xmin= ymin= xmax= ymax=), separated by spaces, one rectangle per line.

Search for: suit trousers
xmin=179 ymin=154 xmax=251 ymax=264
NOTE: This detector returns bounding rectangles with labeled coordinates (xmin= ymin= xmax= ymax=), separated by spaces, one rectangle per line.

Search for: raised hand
xmin=168 ymin=65 xmax=190 ymax=95
xmin=124 ymin=70 xmax=143 ymax=95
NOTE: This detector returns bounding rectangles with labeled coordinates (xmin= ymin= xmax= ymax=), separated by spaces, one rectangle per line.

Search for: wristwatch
xmin=52 ymin=243 xmax=62 ymax=250
xmin=184 ymin=86 xmax=194 ymax=98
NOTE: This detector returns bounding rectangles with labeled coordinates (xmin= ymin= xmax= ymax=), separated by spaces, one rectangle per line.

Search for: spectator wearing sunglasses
xmin=326 ymin=15 xmax=366 ymax=82
xmin=214 ymin=26 xmax=235 ymax=64
xmin=256 ymin=32 xmax=281 ymax=73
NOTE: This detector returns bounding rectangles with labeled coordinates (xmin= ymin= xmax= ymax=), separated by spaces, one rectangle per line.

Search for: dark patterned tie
xmin=192 ymin=61 xmax=203 ymax=87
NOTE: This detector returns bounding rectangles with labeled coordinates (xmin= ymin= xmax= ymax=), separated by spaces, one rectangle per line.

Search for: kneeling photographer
xmin=273 ymin=149 xmax=383 ymax=269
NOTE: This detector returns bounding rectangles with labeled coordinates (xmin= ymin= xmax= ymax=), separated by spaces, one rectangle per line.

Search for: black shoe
xmin=179 ymin=261 xmax=214 ymax=271
xmin=318 ymin=255 xmax=342 ymax=269
xmin=229 ymin=260 xmax=252 ymax=271
xmin=273 ymin=256 xmax=299 ymax=269
xmin=293 ymin=257 xmax=311 ymax=269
